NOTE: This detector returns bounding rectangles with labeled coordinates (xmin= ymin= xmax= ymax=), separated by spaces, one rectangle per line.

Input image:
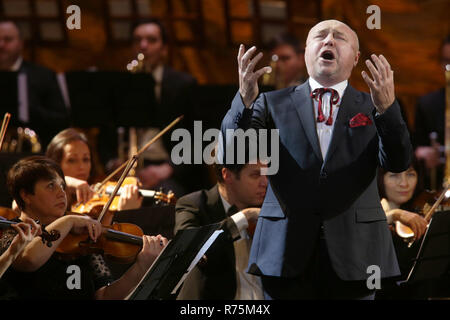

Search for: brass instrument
xmin=261 ymin=54 xmax=283 ymax=89
xmin=0 ymin=126 xmax=41 ymax=153
xmin=118 ymin=53 xmax=146 ymax=176
xmin=127 ymin=53 xmax=145 ymax=73
xmin=445 ymin=64 xmax=450 ymax=186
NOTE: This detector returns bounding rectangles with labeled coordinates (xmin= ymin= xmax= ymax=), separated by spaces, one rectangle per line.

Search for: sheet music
xmin=126 ymin=228 xmax=223 ymax=300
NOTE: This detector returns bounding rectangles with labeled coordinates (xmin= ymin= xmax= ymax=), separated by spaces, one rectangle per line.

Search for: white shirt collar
xmin=10 ymin=56 xmax=23 ymax=72
xmin=219 ymin=192 xmax=232 ymax=213
xmin=308 ymin=77 xmax=348 ymax=102
xmin=152 ymin=64 xmax=164 ymax=84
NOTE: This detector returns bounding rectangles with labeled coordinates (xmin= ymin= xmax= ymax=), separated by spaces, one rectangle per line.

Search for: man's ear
xmin=222 ymin=168 xmax=235 ymax=184
xmin=354 ymin=51 xmax=361 ymax=66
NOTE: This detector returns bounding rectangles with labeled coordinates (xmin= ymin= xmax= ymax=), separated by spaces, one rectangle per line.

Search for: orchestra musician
xmin=221 ymin=19 xmax=412 ymax=299
xmin=0 ymin=19 xmax=69 ymax=149
xmin=0 ymin=156 xmax=167 ymax=299
xmin=129 ymin=18 xmax=200 ymax=196
xmin=376 ymin=159 xmax=450 ymax=299
xmin=413 ymin=35 xmax=450 ymax=189
xmin=267 ymin=32 xmax=307 ymax=89
xmin=45 ymin=128 xmax=143 ymax=211
xmin=175 ymin=156 xmax=268 ymax=300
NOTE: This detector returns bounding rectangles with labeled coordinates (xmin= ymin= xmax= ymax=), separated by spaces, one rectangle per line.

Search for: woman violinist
xmin=45 ymin=128 xmax=143 ymax=211
xmin=378 ymin=160 xmax=428 ymax=241
xmin=376 ymin=158 xmax=430 ymax=299
xmin=1 ymin=156 xmax=167 ymax=299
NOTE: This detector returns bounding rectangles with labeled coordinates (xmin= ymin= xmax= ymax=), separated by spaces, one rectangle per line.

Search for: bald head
xmin=304 ymin=19 xmax=360 ymax=86
xmin=307 ymin=20 xmax=359 ymax=52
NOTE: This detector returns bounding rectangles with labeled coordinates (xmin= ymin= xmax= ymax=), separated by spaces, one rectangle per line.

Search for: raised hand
xmin=238 ymin=45 xmax=272 ymax=108
xmin=361 ymin=54 xmax=395 ymax=114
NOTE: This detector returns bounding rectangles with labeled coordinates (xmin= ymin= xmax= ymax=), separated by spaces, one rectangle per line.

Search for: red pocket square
xmin=349 ymin=113 xmax=373 ymax=128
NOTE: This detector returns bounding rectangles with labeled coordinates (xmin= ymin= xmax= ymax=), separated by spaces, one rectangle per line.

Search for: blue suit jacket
xmin=221 ymin=81 xmax=412 ymax=281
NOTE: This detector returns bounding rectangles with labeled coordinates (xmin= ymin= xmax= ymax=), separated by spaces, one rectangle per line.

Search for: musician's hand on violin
xmin=415 ymin=146 xmax=442 ymax=169
xmin=68 ymin=215 xmax=102 ymax=242
xmin=394 ymin=209 xmax=428 ymax=240
xmin=117 ymin=184 xmax=143 ymax=211
xmin=136 ymin=234 xmax=168 ymax=272
xmin=9 ymin=218 xmax=41 ymax=257
xmin=65 ymin=176 xmax=94 ymax=204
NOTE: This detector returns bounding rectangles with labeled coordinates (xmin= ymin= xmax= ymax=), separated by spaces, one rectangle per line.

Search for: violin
xmin=56 ymin=212 xmax=144 ymax=264
xmin=71 ymin=177 xmax=176 ymax=221
xmin=395 ymin=186 xmax=450 ymax=247
xmin=57 ymin=156 xmax=151 ymax=263
xmin=0 ymin=207 xmax=61 ymax=247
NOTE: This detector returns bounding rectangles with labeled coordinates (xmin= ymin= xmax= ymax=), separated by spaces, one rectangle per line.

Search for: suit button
xmin=320 ymin=171 xmax=327 ymax=179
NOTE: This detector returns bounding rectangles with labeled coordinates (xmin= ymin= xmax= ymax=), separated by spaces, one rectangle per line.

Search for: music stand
xmin=65 ymin=71 xmax=156 ymax=128
xmin=405 ymin=210 xmax=450 ymax=283
xmin=64 ymin=71 xmax=116 ymax=127
xmin=111 ymin=72 xmax=156 ymax=128
xmin=127 ymin=223 xmax=223 ymax=300
xmin=0 ymin=72 xmax=18 ymax=123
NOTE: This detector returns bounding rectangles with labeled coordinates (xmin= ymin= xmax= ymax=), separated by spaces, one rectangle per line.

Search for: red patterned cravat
xmin=310 ymin=88 xmax=340 ymax=126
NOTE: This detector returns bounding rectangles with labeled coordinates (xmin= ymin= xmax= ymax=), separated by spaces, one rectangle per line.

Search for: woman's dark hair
xmin=377 ymin=155 xmax=423 ymax=210
xmin=7 ymin=156 xmax=65 ymax=210
xmin=45 ymin=128 xmax=93 ymax=180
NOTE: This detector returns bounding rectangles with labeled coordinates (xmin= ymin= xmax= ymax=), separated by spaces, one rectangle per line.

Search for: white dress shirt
xmin=308 ymin=77 xmax=348 ymax=160
xmin=137 ymin=63 xmax=169 ymax=162
xmin=220 ymin=195 xmax=264 ymax=300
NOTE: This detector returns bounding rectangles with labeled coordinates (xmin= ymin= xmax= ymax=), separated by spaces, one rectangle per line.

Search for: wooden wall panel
xmin=15 ymin=0 xmax=450 ymax=129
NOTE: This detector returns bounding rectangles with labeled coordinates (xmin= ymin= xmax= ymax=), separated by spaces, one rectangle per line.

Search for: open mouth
xmin=320 ymin=50 xmax=335 ymax=60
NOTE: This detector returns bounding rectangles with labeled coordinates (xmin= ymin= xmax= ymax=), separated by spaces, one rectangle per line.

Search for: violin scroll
xmin=154 ymin=189 xmax=176 ymax=205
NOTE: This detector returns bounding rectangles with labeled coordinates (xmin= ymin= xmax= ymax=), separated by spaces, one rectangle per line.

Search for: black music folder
xmin=64 ymin=71 xmax=156 ymax=127
xmin=127 ymin=223 xmax=223 ymax=300
xmin=0 ymin=72 xmax=18 ymax=124
xmin=406 ymin=210 xmax=450 ymax=283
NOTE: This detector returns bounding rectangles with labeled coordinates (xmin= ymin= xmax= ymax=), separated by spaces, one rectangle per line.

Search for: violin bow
xmin=94 ymin=115 xmax=184 ymax=193
xmin=0 ymin=113 xmax=11 ymax=151
xmin=96 ymin=155 xmax=138 ymax=223
xmin=407 ymin=183 xmax=450 ymax=248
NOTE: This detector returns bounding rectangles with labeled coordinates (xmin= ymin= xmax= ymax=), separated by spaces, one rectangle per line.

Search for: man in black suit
xmin=174 ymin=161 xmax=268 ymax=299
xmin=0 ymin=19 xmax=69 ymax=149
xmin=221 ymin=19 xmax=412 ymax=299
xmin=413 ymin=35 xmax=450 ymax=189
xmin=130 ymin=18 xmax=200 ymax=196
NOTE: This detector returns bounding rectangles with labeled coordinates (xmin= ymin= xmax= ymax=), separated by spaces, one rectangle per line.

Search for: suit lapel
xmin=323 ymin=84 xmax=361 ymax=165
xmin=290 ymin=83 xmax=323 ymax=163
xmin=205 ymin=185 xmax=227 ymax=222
